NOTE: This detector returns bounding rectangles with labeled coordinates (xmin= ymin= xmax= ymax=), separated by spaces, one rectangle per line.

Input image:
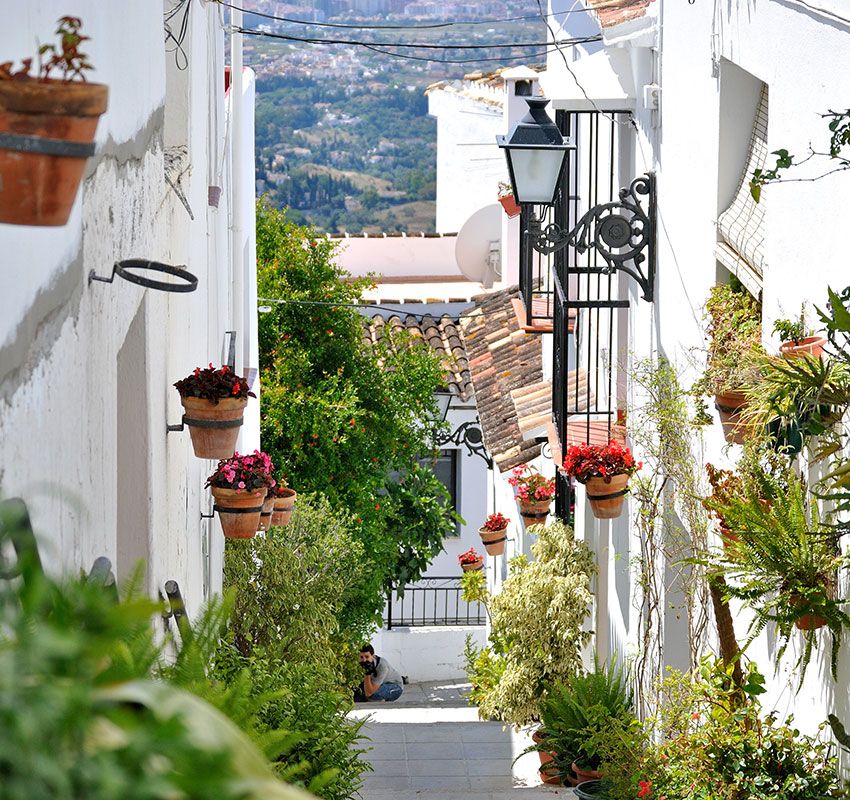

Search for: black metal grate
xmin=384 ymin=576 xmax=486 ymax=629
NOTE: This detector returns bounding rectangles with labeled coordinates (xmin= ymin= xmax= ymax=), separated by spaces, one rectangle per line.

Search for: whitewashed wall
xmin=539 ymin=0 xmax=850 ymax=737
xmin=0 ymin=3 xmax=258 ymax=615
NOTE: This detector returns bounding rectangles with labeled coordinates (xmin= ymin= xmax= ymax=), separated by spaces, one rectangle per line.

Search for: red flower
xmin=231 ymin=381 xmax=241 ymax=395
xmin=637 ymin=780 xmax=652 ymax=798
xmin=562 ymin=440 xmax=641 ymax=483
xmin=375 ymin=503 xmax=381 ymax=511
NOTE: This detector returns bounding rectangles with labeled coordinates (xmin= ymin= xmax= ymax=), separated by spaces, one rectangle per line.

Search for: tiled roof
xmin=461 ymin=286 xmax=545 ymax=472
xmin=587 ymin=0 xmax=653 ymax=28
xmin=362 ymin=313 xmax=473 ymax=401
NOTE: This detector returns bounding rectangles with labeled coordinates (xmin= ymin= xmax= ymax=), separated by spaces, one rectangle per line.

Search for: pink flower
xmin=237 ymin=481 xmax=245 ymax=489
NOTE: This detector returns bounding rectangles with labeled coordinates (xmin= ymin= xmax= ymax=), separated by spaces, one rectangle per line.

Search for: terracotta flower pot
xmin=211 ymin=486 xmax=266 ymax=539
xmin=585 ymin=474 xmax=630 ymax=519
xmin=531 ymin=731 xmax=561 ymax=786
xmin=0 ymin=79 xmax=108 ymax=226
xmin=179 ymin=396 xmax=247 ymax=459
xmin=789 ymin=593 xmax=828 ymax=631
xmin=271 ymin=488 xmax=297 ymax=526
xmin=461 ymin=558 xmax=484 ymax=572
xmin=780 ymin=336 xmax=827 ymax=359
xmin=478 ymin=525 xmax=508 ymax=556
xmin=519 ymin=499 xmax=550 ymax=526
xmin=714 ymin=389 xmax=750 ymax=445
xmin=572 ymin=761 xmax=602 ymax=784
xmin=257 ymin=495 xmax=275 ymax=532
xmin=499 ymin=194 xmax=521 ymax=218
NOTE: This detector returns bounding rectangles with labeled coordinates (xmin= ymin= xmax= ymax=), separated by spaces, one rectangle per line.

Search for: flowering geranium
xmin=562 ymin=440 xmax=641 ymax=484
xmin=271 ymin=476 xmax=290 ymax=497
xmin=458 ymin=547 xmax=482 ymax=566
xmin=206 ymin=450 xmax=276 ymax=493
xmin=174 ymin=363 xmax=254 ymax=403
xmin=637 ymin=780 xmax=652 ymax=798
xmin=507 ymin=464 xmax=556 ymax=502
xmin=482 ymin=512 xmax=510 ymax=531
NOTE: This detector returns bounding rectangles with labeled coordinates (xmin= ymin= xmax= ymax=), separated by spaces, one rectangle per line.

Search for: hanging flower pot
xmin=519 ymin=499 xmax=550 ymax=525
xmin=0 ymin=18 xmax=108 ymax=226
xmin=206 ymin=450 xmax=277 ymax=539
xmin=562 ymin=441 xmax=641 ymax=521
xmin=780 ymin=335 xmax=827 ymax=359
xmin=271 ymin=486 xmax=297 ymax=527
xmin=478 ymin=513 xmax=509 ymax=556
xmin=257 ymin=495 xmax=275 ymax=532
xmin=174 ymin=364 xmax=254 ymax=459
xmin=531 ymin=731 xmax=561 ymax=786
xmin=499 ymin=194 xmax=521 ymax=218
xmin=714 ymin=390 xmax=750 ymax=445
xmin=459 ymin=547 xmax=484 ymax=572
xmin=211 ymin=486 xmax=266 ymax=539
xmin=789 ymin=593 xmax=828 ymax=631
xmin=508 ymin=464 xmax=555 ymax=527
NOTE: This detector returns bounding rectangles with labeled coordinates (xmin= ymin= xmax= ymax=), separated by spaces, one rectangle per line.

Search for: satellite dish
xmin=455 ymin=204 xmax=502 ymax=288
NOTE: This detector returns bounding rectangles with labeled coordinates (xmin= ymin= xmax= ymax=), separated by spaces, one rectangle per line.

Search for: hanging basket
xmin=478 ymin=525 xmax=508 ymax=556
xmin=499 ymin=194 xmax=521 ymax=218
xmin=519 ymin=499 xmax=550 ymax=526
xmin=780 ymin=336 xmax=827 ymax=359
xmin=0 ymin=79 xmax=108 ymax=226
xmin=180 ymin=396 xmax=247 ymax=459
xmin=585 ymin=474 xmax=630 ymax=520
xmin=789 ymin=593 xmax=828 ymax=631
xmin=257 ymin=496 xmax=275 ymax=532
xmin=714 ymin=390 xmax=750 ymax=445
xmin=461 ymin=557 xmax=484 ymax=573
xmin=271 ymin=488 xmax=297 ymax=526
xmin=211 ymin=486 xmax=266 ymax=539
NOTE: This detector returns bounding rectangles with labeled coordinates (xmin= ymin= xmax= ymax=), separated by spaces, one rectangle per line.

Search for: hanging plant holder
xmin=585 ymin=474 xmax=630 ymax=520
xmin=211 ymin=487 xmax=266 ymax=539
xmin=175 ymin=397 xmax=247 ymax=459
xmin=461 ymin=557 xmax=484 ymax=572
xmin=271 ymin=488 xmax=297 ymax=527
xmin=257 ymin=496 xmax=275 ymax=532
xmin=499 ymin=194 xmax=521 ymax=218
xmin=478 ymin=525 xmax=508 ymax=556
xmin=519 ymin=499 xmax=550 ymax=526
xmin=0 ymin=79 xmax=108 ymax=226
xmin=714 ymin=390 xmax=750 ymax=445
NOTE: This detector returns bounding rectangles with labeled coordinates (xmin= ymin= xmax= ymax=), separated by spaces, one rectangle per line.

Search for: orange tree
xmin=255 ymin=199 xmax=455 ymax=636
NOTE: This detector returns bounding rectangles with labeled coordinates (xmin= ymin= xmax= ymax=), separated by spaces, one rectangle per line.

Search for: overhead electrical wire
xmin=353 ymin=42 xmax=564 ymax=65
xmin=214 ymin=0 xmax=652 ymax=31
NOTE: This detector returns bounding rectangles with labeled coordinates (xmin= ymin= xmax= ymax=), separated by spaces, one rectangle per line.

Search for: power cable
xmin=354 ymin=42 xmax=564 ymax=65
xmin=214 ymin=0 xmax=651 ymax=31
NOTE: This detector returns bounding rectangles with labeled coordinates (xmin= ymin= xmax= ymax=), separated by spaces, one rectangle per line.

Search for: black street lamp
xmin=496 ymin=96 xmax=657 ymax=302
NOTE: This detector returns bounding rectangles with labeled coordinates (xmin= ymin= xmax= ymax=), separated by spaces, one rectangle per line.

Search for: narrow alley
xmin=352 ymin=681 xmax=574 ymax=799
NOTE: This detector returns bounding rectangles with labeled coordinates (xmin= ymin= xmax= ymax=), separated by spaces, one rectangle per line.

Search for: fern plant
xmin=707 ymin=478 xmax=850 ymax=681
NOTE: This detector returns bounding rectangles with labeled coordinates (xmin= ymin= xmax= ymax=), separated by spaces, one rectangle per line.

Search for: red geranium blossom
xmin=637 ymin=780 xmax=652 ymax=798
xmin=507 ymin=464 xmax=556 ymax=502
xmin=562 ymin=440 xmax=641 ymax=484
xmin=458 ymin=547 xmax=482 ymax=565
xmin=482 ymin=512 xmax=510 ymax=531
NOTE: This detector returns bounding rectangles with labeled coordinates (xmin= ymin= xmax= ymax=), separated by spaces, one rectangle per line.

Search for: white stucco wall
xmin=538 ymin=0 xmax=850 ymax=737
xmin=0 ymin=4 xmax=257 ymax=616
xmin=332 ymin=234 xmax=462 ymax=279
xmin=372 ymin=625 xmax=487 ymax=682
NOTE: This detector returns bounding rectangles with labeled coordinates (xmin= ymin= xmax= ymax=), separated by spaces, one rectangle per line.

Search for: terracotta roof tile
xmin=362 ymin=313 xmax=473 ymax=401
xmin=587 ymin=0 xmax=654 ymax=28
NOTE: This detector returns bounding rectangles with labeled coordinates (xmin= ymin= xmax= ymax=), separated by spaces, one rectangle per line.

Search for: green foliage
xmin=462 ymin=521 xmax=595 ymax=727
xmin=530 ymin=657 xmax=636 ymax=777
xmin=612 ymin=659 xmax=842 ymax=800
xmin=706 ymin=477 xmax=850 ymax=681
xmin=695 ymin=278 xmax=763 ymax=396
xmin=0 ymin=500 xmax=307 ymax=800
xmin=256 ymin=199 xmax=451 ymax=623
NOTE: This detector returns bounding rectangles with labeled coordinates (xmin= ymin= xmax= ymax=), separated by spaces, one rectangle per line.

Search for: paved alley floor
xmin=351 ymin=680 xmax=575 ymax=800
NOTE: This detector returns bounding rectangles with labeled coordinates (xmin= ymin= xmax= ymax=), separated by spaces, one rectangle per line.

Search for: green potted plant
xmin=206 ymin=451 xmax=276 ymax=539
xmin=270 ymin=478 xmax=297 ymax=527
xmin=498 ymin=180 xmax=520 ymax=217
xmin=562 ymin=441 xmax=641 ymax=519
xmin=508 ymin=464 xmax=555 ymax=525
xmin=458 ymin=546 xmax=484 ymax=572
xmin=708 ymin=477 xmax=850 ymax=681
xmin=0 ymin=17 xmax=109 ymax=226
xmin=478 ymin=512 xmax=510 ymax=556
xmin=174 ymin=364 xmax=254 ymax=459
xmin=695 ymin=278 xmax=763 ymax=445
xmin=774 ymin=307 xmax=827 ymax=359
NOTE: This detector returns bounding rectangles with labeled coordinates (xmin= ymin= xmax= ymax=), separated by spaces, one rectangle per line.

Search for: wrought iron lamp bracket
xmin=525 ymin=172 xmax=656 ymax=302
xmin=435 ymin=418 xmax=493 ymax=468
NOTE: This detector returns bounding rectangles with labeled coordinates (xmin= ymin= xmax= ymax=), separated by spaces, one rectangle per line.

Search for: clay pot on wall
xmin=519 ymin=499 xmax=550 ymax=527
xmin=585 ymin=474 xmax=630 ymax=520
xmin=714 ymin=390 xmax=750 ymax=445
xmin=478 ymin=526 xmax=508 ymax=556
xmin=257 ymin=496 xmax=275 ymax=532
xmin=271 ymin=488 xmax=297 ymax=526
xmin=211 ymin=487 xmax=266 ymax=539
xmin=780 ymin=336 xmax=827 ymax=359
xmin=0 ymin=79 xmax=108 ymax=226
xmin=461 ymin=557 xmax=484 ymax=572
xmin=499 ymin=194 xmax=521 ymax=218
xmin=180 ymin=396 xmax=247 ymax=459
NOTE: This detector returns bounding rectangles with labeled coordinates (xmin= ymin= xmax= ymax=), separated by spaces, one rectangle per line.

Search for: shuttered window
xmin=715 ymin=84 xmax=768 ymax=296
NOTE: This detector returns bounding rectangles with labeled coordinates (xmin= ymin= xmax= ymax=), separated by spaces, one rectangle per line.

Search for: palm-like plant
xmin=708 ymin=478 xmax=850 ymax=682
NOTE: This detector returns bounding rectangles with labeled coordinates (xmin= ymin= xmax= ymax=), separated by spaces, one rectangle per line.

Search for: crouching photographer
xmin=353 ymin=644 xmax=404 ymax=702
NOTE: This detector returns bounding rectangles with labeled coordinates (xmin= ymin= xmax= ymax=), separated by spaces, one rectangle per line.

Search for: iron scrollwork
xmin=436 ymin=418 xmax=493 ymax=468
xmin=525 ymin=172 xmax=656 ymax=302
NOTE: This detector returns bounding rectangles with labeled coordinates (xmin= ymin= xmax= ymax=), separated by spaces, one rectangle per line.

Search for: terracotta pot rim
xmin=780 ymin=335 xmax=827 ymax=351
xmin=273 ymin=487 xmax=297 ymax=500
xmin=479 ymin=524 xmax=508 ymax=534
xmin=210 ymin=486 xmax=267 ymax=499
xmin=0 ymin=78 xmax=109 ymax=116
xmin=180 ymin=395 xmax=248 ymax=409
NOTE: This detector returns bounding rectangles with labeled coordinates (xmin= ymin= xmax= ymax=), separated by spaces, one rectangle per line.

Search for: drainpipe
xmin=231 ymin=2 xmax=245 ymax=377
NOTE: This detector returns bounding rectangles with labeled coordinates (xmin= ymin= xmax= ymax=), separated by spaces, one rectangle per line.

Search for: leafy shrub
xmin=462 ymin=521 xmax=595 ymax=727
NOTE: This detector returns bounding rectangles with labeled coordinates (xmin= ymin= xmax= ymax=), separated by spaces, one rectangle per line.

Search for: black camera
xmin=361 ymin=660 xmax=377 ymax=675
